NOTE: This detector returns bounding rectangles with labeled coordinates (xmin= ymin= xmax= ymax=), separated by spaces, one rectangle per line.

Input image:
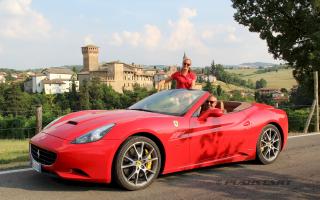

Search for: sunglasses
xmin=183 ymin=63 xmax=191 ymax=66
xmin=207 ymin=100 xmax=216 ymax=104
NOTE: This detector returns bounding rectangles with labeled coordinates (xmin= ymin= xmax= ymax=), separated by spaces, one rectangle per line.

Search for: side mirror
xmin=198 ymin=108 xmax=223 ymax=121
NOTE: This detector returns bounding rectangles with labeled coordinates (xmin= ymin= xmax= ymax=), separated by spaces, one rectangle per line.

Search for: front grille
xmin=31 ymin=144 xmax=57 ymax=165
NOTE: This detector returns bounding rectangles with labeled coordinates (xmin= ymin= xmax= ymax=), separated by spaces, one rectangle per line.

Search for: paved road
xmin=0 ymin=134 xmax=320 ymax=200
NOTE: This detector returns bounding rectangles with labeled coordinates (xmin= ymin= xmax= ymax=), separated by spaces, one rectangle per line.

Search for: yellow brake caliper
xmin=145 ymin=149 xmax=152 ymax=170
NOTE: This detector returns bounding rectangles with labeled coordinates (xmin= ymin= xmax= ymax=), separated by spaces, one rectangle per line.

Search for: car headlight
xmin=71 ymin=123 xmax=115 ymax=144
xmin=43 ymin=116 xmax=64 ymax=130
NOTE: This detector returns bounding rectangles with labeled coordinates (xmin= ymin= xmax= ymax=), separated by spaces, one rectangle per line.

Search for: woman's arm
xmin=191 ymin=80 xmax=196 ymax=89
xmin=190 ymin=72 xmax=197 ymax=89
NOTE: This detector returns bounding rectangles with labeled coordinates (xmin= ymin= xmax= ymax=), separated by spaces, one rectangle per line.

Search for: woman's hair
xmin=182 ymin=58 xmax=192 ymax=73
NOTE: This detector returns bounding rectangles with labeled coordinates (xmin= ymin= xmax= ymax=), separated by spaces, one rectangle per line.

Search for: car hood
xmin=42 ymin=109 xmax=164 ymax=140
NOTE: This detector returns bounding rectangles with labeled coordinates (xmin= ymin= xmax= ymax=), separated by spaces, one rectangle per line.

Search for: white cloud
xmin=180 ymin=7 xmax=197 ymax=19
xmin=226 ymin=33 xmax=240 ymax=43
xmin=108 ymin=7 xmax=208 ymax=53
xmin=200 ymin=25 xmax=242 ymax=43
xmin=201 ymin=30 xmax=215 ymax=40
xmin=225 ymin=26 xmax=241 ymax=43
xmin=83 ymin=35 xmax=94 ymax=45
xmin=144 ymin=24 xmax=161 ymax=48
xmin=166 ymin=7 xmax=207 ymax=52
xmin=109 ymin=25 xmax=161 ymax=49
xmin=0 ymin=0 xmax=51 ymax=39
xmin=122 ymin=31 xmax=141 ymax=46
xmin=106 ymin=7 xmax=273 ymax=65
xmin=110 ymin=33 xmax=123 ymax=46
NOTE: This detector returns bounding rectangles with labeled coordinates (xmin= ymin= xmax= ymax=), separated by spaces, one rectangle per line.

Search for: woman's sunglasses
xmin=183 ymin=63 xmax=191 ymax=66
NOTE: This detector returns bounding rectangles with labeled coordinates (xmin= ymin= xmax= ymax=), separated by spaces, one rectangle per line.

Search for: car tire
xmin=114 ymin=136 xmax=161 ymax=190
xmin=256 ymin=124 xmax=282 ymax=164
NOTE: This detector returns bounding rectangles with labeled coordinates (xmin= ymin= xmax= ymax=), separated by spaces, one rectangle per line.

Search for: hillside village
xmin=0 ymin=45 xmax=296 ymax=104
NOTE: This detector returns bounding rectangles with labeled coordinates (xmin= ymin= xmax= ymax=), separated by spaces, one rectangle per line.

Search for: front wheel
xmin=114 ymin=136 xmax=161 ymax=190
xmin=256 ymin=124 xmax=282 ymax=164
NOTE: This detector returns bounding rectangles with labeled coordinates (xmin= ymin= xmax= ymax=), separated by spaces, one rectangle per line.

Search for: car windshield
xmin=128 ymin=89 xmax=206 ymax=116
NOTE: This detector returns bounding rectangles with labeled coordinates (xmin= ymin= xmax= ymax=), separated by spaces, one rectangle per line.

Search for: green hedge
xmin=283 ymin=108 xmax=314 ymax=132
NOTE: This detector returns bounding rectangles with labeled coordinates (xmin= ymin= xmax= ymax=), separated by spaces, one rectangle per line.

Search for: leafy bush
xmin=283 ymin=108 xmax=313 ymax=133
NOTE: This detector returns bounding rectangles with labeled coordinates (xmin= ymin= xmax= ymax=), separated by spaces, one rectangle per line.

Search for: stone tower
xmin=81 ymin=45 xmax=99 ymax=71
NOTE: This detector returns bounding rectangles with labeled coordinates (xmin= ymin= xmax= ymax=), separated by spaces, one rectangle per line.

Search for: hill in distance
xmin=238 ymin=62 xmax=278 ymax=68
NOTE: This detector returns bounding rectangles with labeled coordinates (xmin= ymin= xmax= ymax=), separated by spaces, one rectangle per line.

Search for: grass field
xmin=215 ymin=80 xmax=254 ymax=92
xmin=226 ymin=68 xmax=297 ymax=89
xmin=0 ymin=139 xmax=30 ymax=170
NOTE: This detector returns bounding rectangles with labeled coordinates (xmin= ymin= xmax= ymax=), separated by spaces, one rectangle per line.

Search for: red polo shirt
xmin=171 ymin=71 xmax=196 ymax=89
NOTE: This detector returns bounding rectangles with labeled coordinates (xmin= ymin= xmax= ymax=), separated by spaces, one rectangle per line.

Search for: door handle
xmin=243 ymin=121 xmax=251 ymax=126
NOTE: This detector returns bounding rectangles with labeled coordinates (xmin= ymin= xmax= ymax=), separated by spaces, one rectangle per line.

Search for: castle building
xmin=78 ymin=45 xmax=155 ymax=93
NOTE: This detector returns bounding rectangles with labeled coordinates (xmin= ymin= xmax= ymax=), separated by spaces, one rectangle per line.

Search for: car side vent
xmin=67 ymin=121 xmax=78 ymax=125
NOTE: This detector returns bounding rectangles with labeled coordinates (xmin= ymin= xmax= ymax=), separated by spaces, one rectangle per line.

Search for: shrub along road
xmin=0 ymin=134 xmax=319 ymax=200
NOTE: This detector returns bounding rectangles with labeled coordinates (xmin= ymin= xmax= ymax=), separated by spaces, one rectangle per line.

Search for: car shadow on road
xmin=157 ymin=160 xmax=320 ymax=200
xmin=0 ymin=171 xmax=123 ymax=192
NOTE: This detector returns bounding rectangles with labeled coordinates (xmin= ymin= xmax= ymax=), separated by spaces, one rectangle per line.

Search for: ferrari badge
xmin=173 ymin=120 xmax=179 ymax=127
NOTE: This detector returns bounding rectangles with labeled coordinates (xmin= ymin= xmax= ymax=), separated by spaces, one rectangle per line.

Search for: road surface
xmin=0 ymin=134 xmax=319 ymax=200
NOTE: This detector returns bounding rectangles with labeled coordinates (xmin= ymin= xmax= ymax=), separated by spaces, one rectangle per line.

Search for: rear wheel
xmin=256 ymin=124 xmax=282 ymax=164
xmin=114 ymin=136 xmax=161 ymax=190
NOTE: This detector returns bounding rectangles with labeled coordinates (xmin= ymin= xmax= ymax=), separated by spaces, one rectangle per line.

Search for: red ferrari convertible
xmin=30 ymin=89 xmax=288 ymax=190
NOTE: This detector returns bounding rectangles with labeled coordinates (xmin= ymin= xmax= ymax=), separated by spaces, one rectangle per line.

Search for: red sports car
xmin=30 ymin=89 xmax=288 ymax=190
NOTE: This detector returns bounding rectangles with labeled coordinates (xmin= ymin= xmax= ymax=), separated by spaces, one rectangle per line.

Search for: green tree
xmin=101 ymin=84 xmax=121 ymax=109
xmin=69 ymin=79 xmax=79 ymax=111
xmin=56 ymin=93 xmax=70 ymax=111
xmin=217 ymin=85 xmax=223 ymax=96
xmin=203 ymin=80 xmax=216 ymax=95
xmin=4 ymin=72 xmax=15 ymax=82
xmin=232 ymin=0 xmax=320 ymax=103
xmin=255 ymin=92 xmax=276 ymax=105
xmin=3 ymin=84 xmax=31 ymax=116
xmin=210 ymin=60 xmax=216 ymax=76
xmin=79 ymin=80 xmax=90 ymax=110
xmin=89 ymin=77 xmax=104 ymax=109
xmin=255 ymin=78 xmax=267 ymax=89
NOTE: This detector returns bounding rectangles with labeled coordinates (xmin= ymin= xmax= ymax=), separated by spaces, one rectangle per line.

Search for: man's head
xmin=182 ymin=58 xmax=192 ymax=71
xmin=207 ymin=95 xmax=217 ymax=109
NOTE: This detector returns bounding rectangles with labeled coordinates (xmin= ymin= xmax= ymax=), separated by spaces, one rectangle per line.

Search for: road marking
xmin=0 ymin=168 xmax=32 ymax=175
xmin=288 ymin=132 xmax=320 ymax=139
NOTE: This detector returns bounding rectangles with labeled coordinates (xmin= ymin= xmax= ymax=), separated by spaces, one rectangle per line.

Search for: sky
xmin=0 ymin=0 xmax=280 ymax=70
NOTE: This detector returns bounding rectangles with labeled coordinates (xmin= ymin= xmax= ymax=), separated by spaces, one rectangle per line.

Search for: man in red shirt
xmin=158 ymin=56 xmax=197 ymax=90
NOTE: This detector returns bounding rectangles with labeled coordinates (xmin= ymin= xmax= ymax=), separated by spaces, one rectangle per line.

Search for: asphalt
xmin=0 ymin=134 xmax=319 ymax=200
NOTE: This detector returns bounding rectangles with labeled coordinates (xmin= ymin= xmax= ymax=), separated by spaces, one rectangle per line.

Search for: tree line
xmin=0 ymin=79 xmax=156 ymax=139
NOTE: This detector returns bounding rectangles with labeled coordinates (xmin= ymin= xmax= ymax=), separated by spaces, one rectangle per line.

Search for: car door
xmin=188 ymin=111 xmax=250 ymax=164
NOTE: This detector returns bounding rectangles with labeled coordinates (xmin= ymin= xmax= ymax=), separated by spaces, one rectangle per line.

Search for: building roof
xmin=123 ymin=66 xmax=135 ymax=72
xmin=32 ymin=72 xmax=46 ymax=77
xmin=42 ymin=67 xmax=74 ymax=75
xmin=155 ymin=71 xmax=167 ymax=75
xmin=42 ymin=79 xmax=67 ymax=84
xmin=78 ymin=71 xmax=90 ymax=75
xmin=82 ymin=44 xmax=99 ymax=48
